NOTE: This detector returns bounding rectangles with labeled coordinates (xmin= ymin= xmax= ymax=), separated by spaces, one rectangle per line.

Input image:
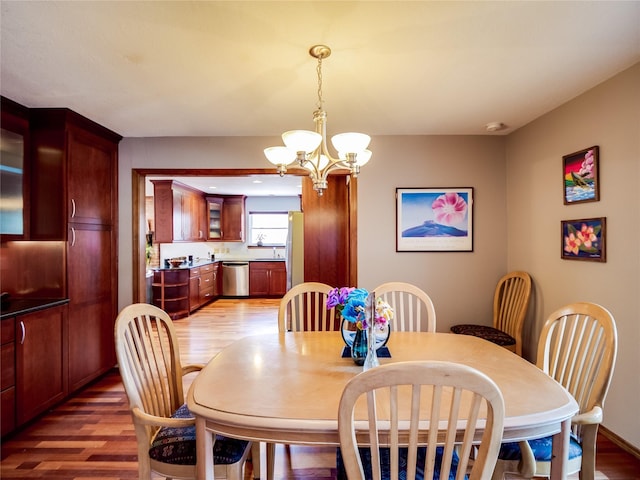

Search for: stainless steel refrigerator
xmin=286 ymin=211 xmax=304 ymax=290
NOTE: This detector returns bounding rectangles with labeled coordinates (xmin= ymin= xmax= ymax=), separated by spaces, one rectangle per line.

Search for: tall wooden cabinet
xmin=29 ymin=109 xmax=121 ymax=391
xmin=152 ymin=180 xmax=207 ymax=243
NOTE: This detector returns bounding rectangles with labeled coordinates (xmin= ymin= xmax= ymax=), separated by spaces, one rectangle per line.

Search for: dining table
xmin=187 ymin=331 xmax=578 ymax=480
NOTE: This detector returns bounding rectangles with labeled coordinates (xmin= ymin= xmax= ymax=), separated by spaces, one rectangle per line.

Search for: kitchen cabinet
xmin=189 ymin=267 xmax=201 ymax=312
xmin=152 ymin=269 xmax=190 ymax=320
xmin=67 ymin=226 xmax=116 ymax=391
xmin=0 ymin=96 xmax=29 ymax=241
xmin=206 ymin=195 xmax=246 ymax=241
xmin=189 ymin=263 xmax=218 ymax=312
xmin=1 ymin=318 xmax=16 ymax=436
xmin=249 ymin=261 xmax=287 ymax=297
xmin=198 ymin=263 xmax=217 ymax=305
xmin=15 ymin=304 xmax=68 ymax=425
xmin=152 ymin=180 xmax=207 ymax=243
xmin=29 ymin=108 xmax=120 ymax=392
xmin=222 ymin=196 xmax=245 ymax=242
xmin=207 ymin=197 xmax=223 ymax=240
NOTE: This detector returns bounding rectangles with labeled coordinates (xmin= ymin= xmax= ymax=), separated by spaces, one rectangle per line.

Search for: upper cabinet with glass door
xmin=0 ymin=97 xmax=29 ymax=240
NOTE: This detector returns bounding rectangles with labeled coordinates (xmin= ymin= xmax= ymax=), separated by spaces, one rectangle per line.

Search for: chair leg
xmin=266 ymin=442 xmax=276 ymax=480
xmin=251 ymin=442 xmax=261 ymax=479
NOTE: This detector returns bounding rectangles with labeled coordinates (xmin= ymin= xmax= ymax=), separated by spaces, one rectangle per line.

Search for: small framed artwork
xmin=561 ymin=217 xmax=606 ymax=262
xmin=396 ymin=187 xmax=473 ymax=252
xmin=563 ymin=146 xmax=599 ymax=205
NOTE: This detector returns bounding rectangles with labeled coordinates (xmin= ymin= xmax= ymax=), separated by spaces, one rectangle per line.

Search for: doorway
xmin=131 ymin=168 xmax=358 ymax=303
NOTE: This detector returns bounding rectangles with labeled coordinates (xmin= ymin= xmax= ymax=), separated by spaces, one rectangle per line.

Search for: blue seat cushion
xmin=450 ymin=324 xmax=515 ymax=347
xmin=499 ymin=434 xmax=582 ymax=462
xmin=336 ymin=446 xmax=465 ymax=480
xmin=149 ymin=404 xmax=249 ymax=466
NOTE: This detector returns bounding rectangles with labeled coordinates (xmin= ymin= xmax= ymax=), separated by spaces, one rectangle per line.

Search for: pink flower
xmin=579 ymin=150 xmax=595 ymax=178
xmin=576 ymin=224 xmax=597 ymax=248
xmin=564 ymin=233 xmax=582 ymax=255
xmin=431 ymin=192 xmax=468 ymax=226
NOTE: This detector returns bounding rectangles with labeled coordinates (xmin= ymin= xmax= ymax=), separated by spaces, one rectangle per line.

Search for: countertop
xmin=154 ymin=258 xmax=285 ymax=271
xmin=153 ymin=259 xmax=218 ymax=271
xmin=1 ymin=298 xmax=70 ymax=320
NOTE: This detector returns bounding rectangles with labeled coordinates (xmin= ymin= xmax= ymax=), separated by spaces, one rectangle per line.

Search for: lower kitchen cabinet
xmin=152 ymin=269 xmax=190 ymax=320
xmin=16 ymin=304 xmax=68 ymax=426
xmin=189 ymin=263 xmax=218 ymax=312
xmin=249 ymin=261 xmax=286 ymax=297
xmin=199 ymin=263 xmax=217 ymax=305
xmin=189 ymin=267 xmax=201 ymax=312
xmin=1 ymin=318 xmax=16 ymax=436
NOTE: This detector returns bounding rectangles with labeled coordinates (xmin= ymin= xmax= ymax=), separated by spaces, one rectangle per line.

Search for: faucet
xmin=273 ymin=247 xmax=277 ymax=258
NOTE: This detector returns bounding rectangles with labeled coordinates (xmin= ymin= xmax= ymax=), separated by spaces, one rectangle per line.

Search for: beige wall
xmin=356 ymin=135 xmax=507 ymax=331
xmin=118 ymin=63 xmax=638 ymax=448
xmin=505 ymin=63 xmax=640 ymax=448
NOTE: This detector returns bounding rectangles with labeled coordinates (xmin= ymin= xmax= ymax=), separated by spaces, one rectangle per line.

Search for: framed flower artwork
xmin=561 ymin=217 xmax=606 ymax=262
xmin=563 ymin=146 xmax=599 ymax=204
xmin=396 ymin=187 xmax=474 ymax=252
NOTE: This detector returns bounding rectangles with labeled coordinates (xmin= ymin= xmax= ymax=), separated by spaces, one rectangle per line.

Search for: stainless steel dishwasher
xmin=222 ymin=261 xmax=250 ymax=297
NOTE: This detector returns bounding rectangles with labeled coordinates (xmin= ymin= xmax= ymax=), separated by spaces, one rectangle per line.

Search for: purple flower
xmin=326 ymin=287 xmax=354 ymax=309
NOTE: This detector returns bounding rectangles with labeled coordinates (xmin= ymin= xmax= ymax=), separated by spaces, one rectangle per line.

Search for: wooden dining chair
xmin=337 ymin=360 xmax=505 ymax=480
xmin=373 ymin=282 xmax=437 ymax=332
xmin=114 ymin=303 xmax=253 ymax=480
xmin=278 ymin=281 xmax=338 ymax=332
xmin=272 ymin=282 xmax=338 ymax=478
xmin=450 ymin=271 xmax=532 ymax=356
xmin=492 ymin=302 xmax=618 ymax=480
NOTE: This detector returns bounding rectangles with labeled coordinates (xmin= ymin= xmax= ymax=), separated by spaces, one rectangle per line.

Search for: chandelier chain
xmin=316 ymin=56 xmax=324 ymax=111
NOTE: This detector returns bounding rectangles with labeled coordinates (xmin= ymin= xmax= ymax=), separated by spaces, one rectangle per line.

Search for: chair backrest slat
xmin=278 ymin=282 xmax=337 ymax=332
xmin=338 ymin=361 xmax=505 ymax=480
xmin=537 ymin=302 xmax=617 ymax=438
xmin=492 ymin=271 xmax=532 ymax=356
xmin=373 ymin=282 xmax=436 ymax=332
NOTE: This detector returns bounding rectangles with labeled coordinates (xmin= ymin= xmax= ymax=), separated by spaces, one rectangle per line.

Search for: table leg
xmin=196 ymin=417 xmax=215 ymax=480
xmin=549 ymin=418 xmax=571 ymax=480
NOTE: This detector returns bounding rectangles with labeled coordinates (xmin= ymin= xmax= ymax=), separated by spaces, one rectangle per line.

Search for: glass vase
xmin=351 ymin=327 xmax=367 ymax=366
xmin=363 ymin=293 xmax=379 ymax=371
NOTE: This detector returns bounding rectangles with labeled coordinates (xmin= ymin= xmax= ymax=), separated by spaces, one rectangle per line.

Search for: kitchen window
xmin=248 ymin=212 xmax=288 ymax=246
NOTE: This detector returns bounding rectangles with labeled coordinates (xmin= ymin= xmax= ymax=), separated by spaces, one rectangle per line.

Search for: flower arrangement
xmin=326 ymin=287 xmax=394 ymax=330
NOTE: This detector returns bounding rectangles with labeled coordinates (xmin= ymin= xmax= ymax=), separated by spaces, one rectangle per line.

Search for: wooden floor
xmin=1 ymin=298 xmax=638 ymax=480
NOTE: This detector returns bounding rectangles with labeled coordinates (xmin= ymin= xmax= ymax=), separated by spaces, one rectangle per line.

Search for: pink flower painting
xmin=431 ymin=192 xmax=468 ymax=226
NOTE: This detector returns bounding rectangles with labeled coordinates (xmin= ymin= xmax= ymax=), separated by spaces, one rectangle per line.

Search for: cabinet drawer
xmin=200 ymin=271 xmax=214 ymax=286
xmin=200 ymin=286 xmax=215 ymax=300
xmin=189 ymin=267 xmax=200 ymax=277
xmin=200 ymin=264 xmax=214 ymax=274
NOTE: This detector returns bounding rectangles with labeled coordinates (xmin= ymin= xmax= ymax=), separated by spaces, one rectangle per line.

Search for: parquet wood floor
xmin=1 ymin=298 xmax=638 ymax=479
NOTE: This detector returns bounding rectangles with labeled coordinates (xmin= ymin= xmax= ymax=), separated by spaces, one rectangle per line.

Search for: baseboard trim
xmin=600 ymin=425 xmax=640 ymax=459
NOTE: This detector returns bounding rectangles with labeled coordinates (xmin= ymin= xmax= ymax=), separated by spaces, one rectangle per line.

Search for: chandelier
xmin=264 ymin=45 xmax=371 ymax=196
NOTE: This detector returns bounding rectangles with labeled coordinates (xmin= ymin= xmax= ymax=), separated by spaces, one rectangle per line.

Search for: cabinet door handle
xmin=71 ymin=227 xmax=76 ymax=247
xmin=71 ymin=198 xmax=76 ymax=218
xmin=19 ymin=320 xmax=25 ymax=345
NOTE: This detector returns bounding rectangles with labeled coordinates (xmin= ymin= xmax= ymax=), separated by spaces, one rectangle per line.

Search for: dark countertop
xmin=153 ymin=259 xmax=218 ymax=271
xmin=153 ymin=258 xmax=285 ymax=271
xmin=1 ymin=298 xmax=70 ymax=320
xmin=220 ymin=258 xmax=285 ymax=262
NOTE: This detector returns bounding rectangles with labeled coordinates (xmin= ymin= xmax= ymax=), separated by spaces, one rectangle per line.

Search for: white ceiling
xmin=2 ymin=1 xmax=639 ymax=195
